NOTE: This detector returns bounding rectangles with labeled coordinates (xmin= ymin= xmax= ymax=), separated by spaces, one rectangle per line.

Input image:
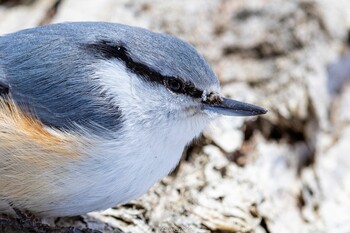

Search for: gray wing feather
xmin=0 ymin=23 xmax=122 ymax=136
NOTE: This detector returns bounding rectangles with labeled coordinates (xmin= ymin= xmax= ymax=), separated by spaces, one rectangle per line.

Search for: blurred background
xmin=1 ymin=0 xmax=350 ymax=232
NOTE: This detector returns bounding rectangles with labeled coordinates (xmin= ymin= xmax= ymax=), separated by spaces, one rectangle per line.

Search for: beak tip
xmin=259 ymin=108 xmax=268 ymax=115
xmin=246 ymin=106 xmax=268 ymax=116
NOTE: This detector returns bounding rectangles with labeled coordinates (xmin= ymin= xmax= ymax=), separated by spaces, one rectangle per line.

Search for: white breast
xmin=37 ymin=60 xmax=210 ymax=216
xmin=56 ymin=114 xmax=206 ymax=216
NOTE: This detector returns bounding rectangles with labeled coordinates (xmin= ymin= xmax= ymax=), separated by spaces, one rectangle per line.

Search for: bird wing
xmin=0 ymin=25 xmax=122 ymax=137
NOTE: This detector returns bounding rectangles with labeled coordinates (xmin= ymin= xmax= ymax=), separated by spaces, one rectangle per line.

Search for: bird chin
xmin=183 ymin=106 xmax=215 ymax=130
xmin=184 ymin=105 xmax=209 ymax=118
xmin=202 ymin=108 xmax=220 ymax=119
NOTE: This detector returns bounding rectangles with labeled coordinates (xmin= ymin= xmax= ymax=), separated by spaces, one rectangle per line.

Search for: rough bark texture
xmin=1 ymin=0 xmax=350 ymax=232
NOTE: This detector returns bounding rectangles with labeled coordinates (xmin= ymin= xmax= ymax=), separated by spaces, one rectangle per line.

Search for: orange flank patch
xmin=0 ymin=98 xmax=83 ymax=162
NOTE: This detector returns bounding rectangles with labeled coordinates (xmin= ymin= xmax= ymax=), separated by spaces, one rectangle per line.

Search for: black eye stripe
xmin=183 ymin=81 xmax=203 ymax=98
xmin=84 ymin=40 xmax=203 ymax=98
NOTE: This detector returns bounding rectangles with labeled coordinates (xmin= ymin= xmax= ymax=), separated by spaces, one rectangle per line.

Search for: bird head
xmin=83 ymin=23 xmax=267 ymax=137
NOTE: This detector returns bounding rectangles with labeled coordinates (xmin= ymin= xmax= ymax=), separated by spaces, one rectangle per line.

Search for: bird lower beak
xmin=202 ymin=97 xmax=267 ymax=116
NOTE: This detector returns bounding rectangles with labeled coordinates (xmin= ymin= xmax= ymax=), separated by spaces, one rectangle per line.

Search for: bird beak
xmin=201 ymin=95 xmax=267 ymax=117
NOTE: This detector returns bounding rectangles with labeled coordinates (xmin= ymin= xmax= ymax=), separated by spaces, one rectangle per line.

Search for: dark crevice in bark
xmin=0 ymin=0 xmax=35 ymax=7
xmin=38 ymin=0 xmax=62 ymax=26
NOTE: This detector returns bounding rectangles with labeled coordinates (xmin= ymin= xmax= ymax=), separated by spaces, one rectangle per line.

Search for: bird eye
xmin=165 ymin=78 xmax=183 ymax=93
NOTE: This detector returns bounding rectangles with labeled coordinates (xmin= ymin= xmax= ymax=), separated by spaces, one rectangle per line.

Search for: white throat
xmin=74 ymin=60 xmax=210 ymax=212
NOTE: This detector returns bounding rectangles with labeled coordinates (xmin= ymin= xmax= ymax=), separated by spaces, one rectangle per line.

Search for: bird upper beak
xmin=201 ymin=94 xmax=267 ymax=117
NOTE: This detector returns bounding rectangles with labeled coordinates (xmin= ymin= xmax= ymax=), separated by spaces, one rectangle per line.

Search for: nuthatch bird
xmin=0 ymin=22 xmax=266 ymax=218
